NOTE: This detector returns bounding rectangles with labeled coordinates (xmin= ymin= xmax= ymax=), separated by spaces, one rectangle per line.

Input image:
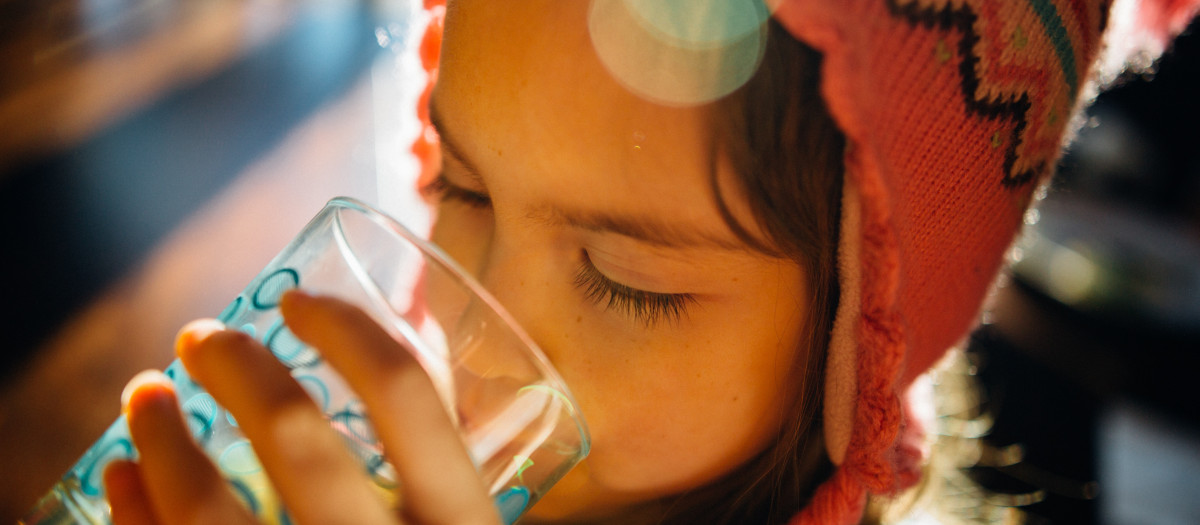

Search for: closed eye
xmin=574 ymin=251 xmax=697 ymax=327
xmin=423 ymin=173 xmax=492 ymax=209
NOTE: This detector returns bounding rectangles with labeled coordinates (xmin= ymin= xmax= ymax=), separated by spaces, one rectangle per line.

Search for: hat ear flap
xmin=823 ymin=175 xmax=862 ymax=466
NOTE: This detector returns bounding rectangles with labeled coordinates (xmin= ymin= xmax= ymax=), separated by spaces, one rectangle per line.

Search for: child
xmin=105 ymin=0 xmax=1199 ymax=524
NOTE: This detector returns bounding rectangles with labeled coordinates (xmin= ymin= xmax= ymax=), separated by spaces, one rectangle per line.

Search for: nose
xmin=430 ymin=222 xmax=550 ymax=370
xmin=446 ymin=240 xmax=588 ymax=492
xmin=469 ymin=237 xmax=552 ymax=354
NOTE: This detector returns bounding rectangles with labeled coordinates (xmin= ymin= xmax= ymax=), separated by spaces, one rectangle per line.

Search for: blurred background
xmin=0 ymin=0 xmax=430 ymax=519
xmin=0 ymin=1 xmax=1196 ymax=523
xmin=967 ymin=16 xmax=1200 ymax=525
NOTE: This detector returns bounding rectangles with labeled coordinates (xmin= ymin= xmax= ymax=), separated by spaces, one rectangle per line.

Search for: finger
xmin=176 ymin=320 xmax=396 ymax=525
xmin=122 ymin=370 xmax=256 ymax=525
xmin=103 ymin=460 xmax=158 ymax=525
xmin=280 ymin=291 xmax=499 ymax=525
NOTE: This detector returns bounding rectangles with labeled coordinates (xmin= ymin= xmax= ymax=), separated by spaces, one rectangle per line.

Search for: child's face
xmin=432 ymin=1 xmax=812 ymax=520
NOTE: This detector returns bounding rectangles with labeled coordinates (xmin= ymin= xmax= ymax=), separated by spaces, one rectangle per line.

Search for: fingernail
xmin=120 ymin=369 xmax=172 ymax=415
xmin=174 ymin=318 xmax=226 ymax=357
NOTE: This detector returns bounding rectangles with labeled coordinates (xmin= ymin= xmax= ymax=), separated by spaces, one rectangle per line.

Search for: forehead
xmin=436 ymin=0 xmax=733 ymax=221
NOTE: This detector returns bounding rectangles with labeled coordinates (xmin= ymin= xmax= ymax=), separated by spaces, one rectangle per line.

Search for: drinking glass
xmin=20 ymin=197 xmax=590 ymax=525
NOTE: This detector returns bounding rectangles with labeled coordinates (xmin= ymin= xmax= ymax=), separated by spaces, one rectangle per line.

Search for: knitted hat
xmin=772 ymin=1 xmax=1198 ymax=523
xmin=410 ymin=1 xmax=1199 ymax=524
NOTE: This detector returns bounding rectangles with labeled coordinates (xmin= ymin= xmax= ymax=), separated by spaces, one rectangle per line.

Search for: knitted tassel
xmin=788 ymin=468 xmax=867 ymax=525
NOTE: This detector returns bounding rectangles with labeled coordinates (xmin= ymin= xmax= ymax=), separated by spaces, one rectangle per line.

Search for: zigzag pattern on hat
xmin=886 ymin=0 xmax=1109 ymax=188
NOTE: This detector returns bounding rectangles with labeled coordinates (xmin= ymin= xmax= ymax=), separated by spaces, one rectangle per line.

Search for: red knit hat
xmin=411 ymin=1 xmax=1199 ymax=524
xmin=770 ymin=1 xmax=1199 ymax=523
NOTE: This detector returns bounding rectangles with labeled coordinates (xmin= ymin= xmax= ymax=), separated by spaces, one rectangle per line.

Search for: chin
xmin=520 ymin=462 xmax=674 ymax=525
xmin=522 ymin=467 xmax=606 ymax=523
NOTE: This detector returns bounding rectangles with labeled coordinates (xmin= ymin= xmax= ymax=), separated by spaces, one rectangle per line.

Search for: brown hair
xmin=655 ymin=18 xmax=846 ymax=525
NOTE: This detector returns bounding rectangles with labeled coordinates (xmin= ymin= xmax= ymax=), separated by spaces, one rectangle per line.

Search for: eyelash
xmin=426 ymin=175 xmax=693 ymax=326
xmin=424 ymin=173 xmax=492 ymax=209
xmin=574 ymin=252 xmax=696 ymax=327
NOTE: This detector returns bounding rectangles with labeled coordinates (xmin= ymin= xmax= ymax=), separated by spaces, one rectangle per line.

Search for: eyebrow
xmin=428 ymin=97 xmax=754 ymax=253
xmin=529 ymin=206 xmax=752 ymax=252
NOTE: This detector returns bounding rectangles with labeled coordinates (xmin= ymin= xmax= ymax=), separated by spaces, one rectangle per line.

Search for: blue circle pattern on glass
xmin=216 ymin=295 xmax=245 ymax=324
xmin=495 ymin=486 xmax=530 ymax=525
xmin=330 ymin=403 xmax=396 ymax=490
xmin=78 ymin=437 xmax=134 ymax=497
xmin=219 ymin=440 xmax=262 ymax=475
xmin=64 ymin=265 xmax=339 ymax=521
xmin=295 ymin=374 xmax=331 ymax=412
xmin=228 ymin=478 xmax=260 ymax=517
xmin=252 ymin=268 xmax=299 ymax=309
xmin=265 ymin=318 xmax=321 ymax=369
xmin=61 ymin=263 xmax=529 ymax=523
xmin=182 ymin=393 xmax=220 ymax=446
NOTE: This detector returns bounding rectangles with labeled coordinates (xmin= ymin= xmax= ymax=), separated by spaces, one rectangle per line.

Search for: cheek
xmin=563 ymin=322 xmax=799 ymax=496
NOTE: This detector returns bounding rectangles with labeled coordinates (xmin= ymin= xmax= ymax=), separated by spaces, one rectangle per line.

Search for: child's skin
xmin=108 ymin=1 xmax=816 ymax=523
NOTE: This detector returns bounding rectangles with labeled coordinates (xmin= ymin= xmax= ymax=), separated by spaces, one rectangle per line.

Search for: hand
xmin=103 ymin=291 xmax=501 ymax=525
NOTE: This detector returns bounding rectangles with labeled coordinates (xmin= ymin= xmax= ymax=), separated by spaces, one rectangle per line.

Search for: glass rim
xmin=324 ymin=196 xmax=591 ymax=456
